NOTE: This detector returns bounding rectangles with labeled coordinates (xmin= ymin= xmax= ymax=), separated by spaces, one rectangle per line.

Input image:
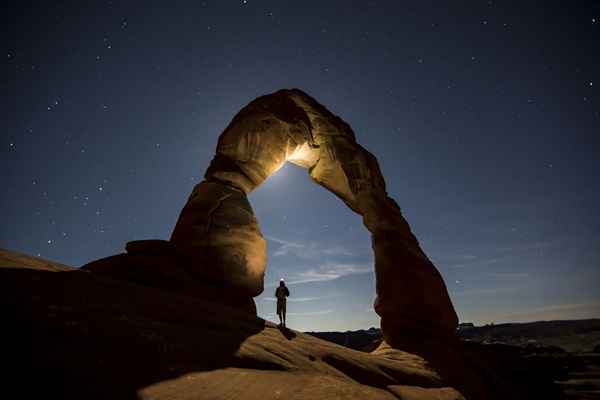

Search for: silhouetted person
xmin=275 ymin=278 xmax=290 ymax=327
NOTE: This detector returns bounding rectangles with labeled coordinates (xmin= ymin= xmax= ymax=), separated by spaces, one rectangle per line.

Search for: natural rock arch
xmin=170 ymin=89 xmax=458 ymax=346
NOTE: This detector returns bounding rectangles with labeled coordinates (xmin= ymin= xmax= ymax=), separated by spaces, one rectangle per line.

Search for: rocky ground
xmin=3 ymin=247 xmax=597 ymax=399
xmin=309 ymin=322 xmax=600 ymax=399
xmin=1 ymin=248 xmax=469 ymax=399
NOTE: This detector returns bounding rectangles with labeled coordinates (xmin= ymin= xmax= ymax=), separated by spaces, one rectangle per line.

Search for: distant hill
xmin=309 ymin=319 xmax=600 ymax=353
xmin=458 ymin=319 xmax=600 ymax=353
xmin=307 ymin=327 xmax=382 ymax=352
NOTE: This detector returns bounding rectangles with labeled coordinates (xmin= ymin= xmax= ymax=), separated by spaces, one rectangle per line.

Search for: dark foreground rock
xmin=2 ymin=248 xmax=476 ymax=400
xmin=6 ymin=247 xmax=593 ymax=399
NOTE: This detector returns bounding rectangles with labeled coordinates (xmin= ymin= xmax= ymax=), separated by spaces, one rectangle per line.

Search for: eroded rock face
xmin=169 ymin=88 xmax=459 ymax=344
xmin=170 ymin=181 xmax=266 ymax=296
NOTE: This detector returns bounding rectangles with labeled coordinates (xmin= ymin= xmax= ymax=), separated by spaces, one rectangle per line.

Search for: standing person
xmin=275 ymin=278 xmax=290 ymax=327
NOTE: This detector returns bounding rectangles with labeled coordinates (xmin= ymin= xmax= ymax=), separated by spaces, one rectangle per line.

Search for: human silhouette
xmin=275 ymin=278 xmax=290 ymax=327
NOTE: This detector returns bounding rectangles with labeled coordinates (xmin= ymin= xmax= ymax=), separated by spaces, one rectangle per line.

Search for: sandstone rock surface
xmin=387 ymin=385 xmax=466 ymax=400
xmin=0 ymin=247 xmax=72 ymax=271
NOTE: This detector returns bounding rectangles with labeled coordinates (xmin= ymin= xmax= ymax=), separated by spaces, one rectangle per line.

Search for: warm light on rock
xmin=287 ymin=142 xmax=319 ymax=168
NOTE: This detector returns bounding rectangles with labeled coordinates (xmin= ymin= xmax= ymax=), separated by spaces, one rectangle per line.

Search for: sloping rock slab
xmin=388 ymin=385 xmax=465 ymax=400
xmin=140 ymin=368 xmax=397 ymax=400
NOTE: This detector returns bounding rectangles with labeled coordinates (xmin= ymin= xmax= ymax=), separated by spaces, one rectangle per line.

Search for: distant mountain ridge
xmin=309 ymin=319 xmax=600 ymax=353
xmin=458 ymin=319 xmax=600 ymax=353
xmin=307 ymin=327 xmax=382 ymax=352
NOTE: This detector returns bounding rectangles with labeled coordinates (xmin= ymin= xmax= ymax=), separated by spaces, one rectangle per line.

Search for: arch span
xmin=170 ymin=89 xmax=458 ymax=345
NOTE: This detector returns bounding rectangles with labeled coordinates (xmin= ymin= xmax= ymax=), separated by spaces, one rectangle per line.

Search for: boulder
xmin=81 ymin=240 xmax=257 ymax=314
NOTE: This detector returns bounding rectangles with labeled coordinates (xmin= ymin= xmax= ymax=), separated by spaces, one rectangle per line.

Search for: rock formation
xmin=169 ymin=89 xmax=459 ymax=347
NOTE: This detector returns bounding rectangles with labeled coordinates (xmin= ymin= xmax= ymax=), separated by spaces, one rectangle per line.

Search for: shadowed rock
xmin=2 ymin=250 xmax=473 ymax=400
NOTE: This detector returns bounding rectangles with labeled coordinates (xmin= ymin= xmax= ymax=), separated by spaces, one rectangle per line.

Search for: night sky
xmin=4 ymin=1 xmax=600 ymax=331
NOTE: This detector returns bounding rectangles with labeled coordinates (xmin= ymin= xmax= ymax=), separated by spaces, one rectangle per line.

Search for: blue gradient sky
xmin=3 ymin=1 xmax=599 ymax=331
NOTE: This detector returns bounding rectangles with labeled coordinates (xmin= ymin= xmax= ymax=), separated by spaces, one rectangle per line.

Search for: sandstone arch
xmin=170 ymin=89 xmax=458 ymax=345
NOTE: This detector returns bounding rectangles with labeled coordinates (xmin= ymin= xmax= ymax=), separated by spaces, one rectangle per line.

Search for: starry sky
xmin=3 ymin=1 xmax=600 ymax=331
